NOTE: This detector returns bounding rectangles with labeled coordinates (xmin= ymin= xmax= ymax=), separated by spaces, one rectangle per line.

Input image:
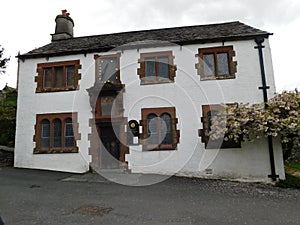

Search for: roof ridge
xmin=57 ymin=21 xmax=243 ymax=41
xmin=19 ymin=21 xmax=271 ymax=59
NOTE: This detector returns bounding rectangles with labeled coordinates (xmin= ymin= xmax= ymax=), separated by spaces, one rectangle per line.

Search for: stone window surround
xmin=140 ymin=107 xmax=180 ymax=151
xmin=195 ymin=46 xmax=237 ymax=80
xmin=137 ymin=51 xmax=177 ymax=85
xmin=199 ymin=104 xmax=241 ymax=149
xmin=94 ymin=53 xmax=121 ymax=84
xmin=35 ymin=60 xmax=81 ymax=93
xmin=33 ymin=112 xmax=81 ymax=154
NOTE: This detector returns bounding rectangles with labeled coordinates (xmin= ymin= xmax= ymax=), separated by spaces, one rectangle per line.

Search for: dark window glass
xmin=41 ymin=119 xmax=50 ymax=148
xmin=145 ymin=58 xmax=156 ymax=79
xmin=64 ymin=118 xmax=74 ymax=147
xmin=217 ymin=53 xmax=229 ymax=75
xmin=53 ymin=119 xmax=62 ymax=148
xmin=66 ymin=66 xmax=75 ymax=87
xmin=43 ymin=68 xmax=52 ymax=88
xmin=203 ymin=54 xmax=215 ymax=76
xmin=147 ymin=114 xmax=159 ymax=145
xmin=54 ymin=67 xmax=64 ymax=88
xmin=160 ymin=113 xmax=172 ymax=144
xmin=207 ymin=110 xmax=219 ymax=131
xmin=158 ymin=57 xmax=169 ymax=79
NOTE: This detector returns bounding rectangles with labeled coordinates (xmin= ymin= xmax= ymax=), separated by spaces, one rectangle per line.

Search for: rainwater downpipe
xmin=255 ymin=37 xmax=279 ymax=181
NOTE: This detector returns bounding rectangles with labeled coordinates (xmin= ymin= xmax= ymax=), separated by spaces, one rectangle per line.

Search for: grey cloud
xmin=72 ymin=0 xmax=300 ymax=37
xmin=106 ymin=0 xmax=300 ymax=30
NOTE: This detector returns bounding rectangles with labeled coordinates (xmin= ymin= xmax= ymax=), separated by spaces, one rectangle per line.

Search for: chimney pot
xmin=51 ymin=10 xmax=74 ymax=42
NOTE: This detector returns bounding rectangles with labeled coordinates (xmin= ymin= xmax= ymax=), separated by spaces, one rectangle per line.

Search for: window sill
xmin=33 ymin=148 xmax=78 ymax=154
xmin=140 ymin=79 xmax=174 ymax=85
xmin=36 ymin=87 xmax=78 ymax=93
xmin=200 ymin=75 xmax=236 ymax=81
xmin=142 ymin=144 xmax=177 ymax=151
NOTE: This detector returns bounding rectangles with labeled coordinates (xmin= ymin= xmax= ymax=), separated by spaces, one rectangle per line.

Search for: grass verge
xmin=286 ymin=162 xmax=300 ymax=171
xmin=276 ymin=173 xmax=300 ymax=189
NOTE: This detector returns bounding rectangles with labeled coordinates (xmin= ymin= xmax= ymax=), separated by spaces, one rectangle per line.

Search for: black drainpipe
xmin=255 ymin=37 xmax=279 ymax=181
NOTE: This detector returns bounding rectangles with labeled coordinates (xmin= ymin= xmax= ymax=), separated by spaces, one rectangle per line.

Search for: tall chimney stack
xmin=51 ymin=10 xmax=74 ymax=42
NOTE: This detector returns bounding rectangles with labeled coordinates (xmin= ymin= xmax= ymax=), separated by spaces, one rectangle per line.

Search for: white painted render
xmin=14 ymin=38 xmax=285 ymax=182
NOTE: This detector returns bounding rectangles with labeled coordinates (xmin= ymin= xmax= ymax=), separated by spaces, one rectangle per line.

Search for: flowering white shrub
xmin=209 ymin=90 xmax=300 ymax=152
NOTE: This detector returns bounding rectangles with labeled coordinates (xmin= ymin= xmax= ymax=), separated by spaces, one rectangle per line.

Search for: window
xmin=34 ymin=113 xmax=80 ymax=153
xmin=35 ymin=60 xmax=81 ymax=92
xmin=196 ymin=46 xmax=237 ymax=80
xmin=100 ymin=96 xmax=116 ymax=115
xmin=137 ymin=51 xmax=177 ymax=84
xmin=140 ymin=107 xmax=179 ymax=150
xmin=199 ymin=104 xmax=241 ymax=149
xmin=92 ymin=93 xmax=123 ymax=119
xmin=94 ymin=53 xmax=120 ymax=84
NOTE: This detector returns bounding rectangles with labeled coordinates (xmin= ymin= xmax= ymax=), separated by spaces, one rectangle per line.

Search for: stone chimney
xmin=51 ymin=10 xmax=74 ymax=41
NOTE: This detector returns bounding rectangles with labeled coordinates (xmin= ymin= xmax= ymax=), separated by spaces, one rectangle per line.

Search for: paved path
xmin=0 ymin=167 xmax=300 ymax=225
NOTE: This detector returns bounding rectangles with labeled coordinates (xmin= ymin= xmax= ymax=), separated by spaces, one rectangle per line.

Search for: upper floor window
xmin=196 ymin=46 xmax=237 ymax=80
xmin=140 ymin=107 xmax=179 ymax=150
xmin=34 ymin=113 xmax=80 ymax=153
xmin=35 ymin=60 xmax=81 ymax=92
xmin=199 ymin=104 xmax=241 ymax=149
xmin=137 ymin=51 xmax=177 ymax=84
xmin=92 ymin=93 xmax=123 ymax=119
xmin=94 ymin=53 xmax=121 ymax=84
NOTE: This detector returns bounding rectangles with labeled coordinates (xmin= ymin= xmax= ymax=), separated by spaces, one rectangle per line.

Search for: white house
xmin=14 ymin=10 xmax=285 ymax=182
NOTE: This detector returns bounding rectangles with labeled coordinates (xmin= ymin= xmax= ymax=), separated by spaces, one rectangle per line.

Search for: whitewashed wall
xmin=122 ymin=39 xmax=284 ymax=182
xmin=14 ymin=38 xmax=285 ymax=181
xmin=15 ymin=54 xmax=94 ymax=173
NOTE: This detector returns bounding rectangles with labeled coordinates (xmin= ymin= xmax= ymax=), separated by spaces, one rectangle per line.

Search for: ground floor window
xmin=199 ymin=104 xmax=241 ymax=149
xmin=140 ymin=107 xmax=179 ymax=150
xmin=34 ymin=113 xmax=80 ymax=153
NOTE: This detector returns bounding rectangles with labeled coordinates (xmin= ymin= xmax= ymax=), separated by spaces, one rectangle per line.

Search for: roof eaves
xmin=17 ymin=32 xmax=272 ymax=60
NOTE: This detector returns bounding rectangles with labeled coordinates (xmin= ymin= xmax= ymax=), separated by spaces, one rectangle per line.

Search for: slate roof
xmin=19 ymin=21 xmax=271 ymax=59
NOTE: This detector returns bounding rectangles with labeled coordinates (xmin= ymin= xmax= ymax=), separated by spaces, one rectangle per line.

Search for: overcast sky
xmin=1 ymin=0 xmax=300 ymax=91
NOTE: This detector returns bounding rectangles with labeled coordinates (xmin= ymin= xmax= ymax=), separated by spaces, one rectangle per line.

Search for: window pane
xmin=158 ymin=57 xmax=169 ymax=79
xmin=145 ymin=58 xmax=156 ymax=80
xmin=99 ymin=58 xmax=118 ymax=83
xmin=217 ymin=53 xmax=230 ymax=75
xmin=41 ymin=119 xmax=50 ymax=148
xmin=207 ymin=110 xmax=219 ymax=131
xmin=147 ymin=114 xmax=159 ymax=144
xmin=203 ymin=54 xmax=215 ymax=76
xmin=101 ymin=96 xmax=116 ymax=115
xmin=43 ymin=68 xmax=52 ymax=88
xmin=160 ymin=113 xmax=172 ymax=144
xmin=66 ymin=66 xmax=75 ymax=87
xmin=64 ymin=118 xmax=74 ymax=147
xmin=54 ymin=67 xmax=64 ymax=88
xmin=53 ymin=119 xmax=62 ymax=148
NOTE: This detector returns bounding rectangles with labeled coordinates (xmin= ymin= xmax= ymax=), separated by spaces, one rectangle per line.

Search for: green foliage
xmin=0 ymin=45 xmax=10 ymax=74
xmin=0 ymin=88 xmax=17 ymax=119
xmin=286 ymin=163 xmax=300 ymax=171
xmin=0 ymin=87 xmax=17 ymax=147
xmin=276 ymin=173 xmax=300 ymax=189
xmin=209 ymin=90 xmax=300 ymax=155
xmin=0 ymin=118 xmax=15 ymax=147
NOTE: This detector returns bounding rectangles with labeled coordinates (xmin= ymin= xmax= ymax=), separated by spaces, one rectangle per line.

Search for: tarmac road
xmin=0 ymin=167 xmax=300 ymax=225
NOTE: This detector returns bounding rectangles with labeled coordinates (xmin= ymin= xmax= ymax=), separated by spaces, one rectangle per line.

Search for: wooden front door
xmin=99 ymin=124 xmax=120 ymax=169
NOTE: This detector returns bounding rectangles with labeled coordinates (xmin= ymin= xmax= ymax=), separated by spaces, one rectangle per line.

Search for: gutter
xmin=255 ymin=36 xmax=279 ymax=181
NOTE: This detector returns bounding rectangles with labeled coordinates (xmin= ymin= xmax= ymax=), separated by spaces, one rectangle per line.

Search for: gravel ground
xmin=1 ymin=168 xmax=300 ymax=225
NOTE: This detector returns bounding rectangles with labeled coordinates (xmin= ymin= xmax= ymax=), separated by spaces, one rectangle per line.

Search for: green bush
xmin=286 ymin=163 xmax=300 ymax=171
xmin=0 ymin=118 xmax=16 ymax=147
xmin=276 ymin=173 xmax=300 ymax=189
